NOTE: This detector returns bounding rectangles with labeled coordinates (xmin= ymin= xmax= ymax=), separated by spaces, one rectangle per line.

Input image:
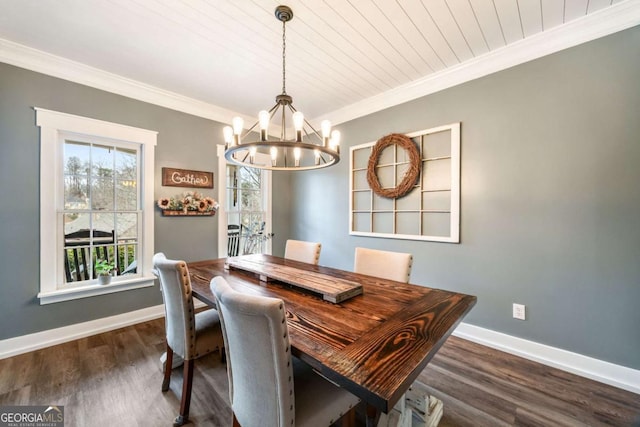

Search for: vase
xmin=98 ymin=275 xmax=112 ymax=285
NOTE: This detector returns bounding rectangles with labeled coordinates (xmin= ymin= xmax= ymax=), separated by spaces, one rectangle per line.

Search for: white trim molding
xmin=454 ymin=322 xmax=640 ymax=395
xmin=0 ymin=38 xmax=254 ymax=126
xmin=0 ymin=299 xmax=207 ymax=360
xmin=36 ymin=108 xmax=157 ymax=304
xmin=0 ymin=305 xmax=164 ymax=360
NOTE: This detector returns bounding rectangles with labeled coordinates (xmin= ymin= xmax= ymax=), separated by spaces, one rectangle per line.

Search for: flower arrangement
xmin=157 ymin=191 xmax=219 ymax=214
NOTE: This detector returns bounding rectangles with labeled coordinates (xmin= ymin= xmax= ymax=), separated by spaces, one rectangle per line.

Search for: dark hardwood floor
xmin=1 ymin=318 xmax=638 ymax=426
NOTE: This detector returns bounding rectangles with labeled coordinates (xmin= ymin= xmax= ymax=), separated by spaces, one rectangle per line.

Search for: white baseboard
xmin=0 ymin=305 xmax=162 ymax=360
xmin=0 ymin=300 xmax=208 ymax=360
xmin=454 ymin=322 xmax=640 ymax=395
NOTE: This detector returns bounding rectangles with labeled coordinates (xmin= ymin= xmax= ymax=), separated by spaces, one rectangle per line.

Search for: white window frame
xmin=216 ymin=144 xmax=272 ymax=257
xmin=349 ymin=123 xmax=460 ymax=243
xmin=36 ymin=108 xmax=157 ymax=304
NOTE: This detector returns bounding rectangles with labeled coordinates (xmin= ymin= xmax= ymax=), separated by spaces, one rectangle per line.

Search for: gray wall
xmin=285 ymin=26 xmax=640 ymax=370
xmin=1 ymin=25 xmax=638 ymax=371
xmin=0 ymin=63 xmax=225 ymax=339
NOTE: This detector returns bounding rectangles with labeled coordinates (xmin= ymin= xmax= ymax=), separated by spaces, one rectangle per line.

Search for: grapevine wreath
xmin=366 ymin=133 xmax=421 ymax=199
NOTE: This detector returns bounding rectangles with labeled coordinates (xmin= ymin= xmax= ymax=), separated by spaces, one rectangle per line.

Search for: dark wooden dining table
xmin=188 ymin=254 xmax=476 ymax=422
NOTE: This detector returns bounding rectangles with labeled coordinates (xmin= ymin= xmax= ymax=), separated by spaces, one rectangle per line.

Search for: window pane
xmin=64 ymin=141 xmax=90 ymax=210
xmin=396 ymin=187 xmax=420 ymax=211
xmin=242 ymin=190 xmax=261 ymax=211
xmin=116 ymin=213 xmax=137 ymax=239
xmin=115 ymin=148 xmax=137 ymax=180
xmin=118 ymin=244 xmax=138 ymax=275
xmin=91 ymin=144 xmax=114 ymax=177
xmin=353 ymin=191 xmax=371 ymax=211
xmin=92 ymin=212 xmax=115 ymax=235
xmin=423 ymin=130 xmax=451 ymax=159
xmin=239 ymin=167 xmax=261 ymax=190
xmin=373 ymin=193 xmax=393 ymax=211
xmin=116 ymin=180 xmax=137 ymax=210
xmin=91 ymin=144 xmax=114 ymax=210
xmin=353 ymin=147 xmax=371 ymax=169
xmin=115 ymin=147 xmax=137 ymax=210
xmin=423 ymin=190 xmax=451 ymax=211
xmin=353 ymin=170 xmax=368 ymax=190
xmin=372 ymin=212 xmax=393 ymax=233
xmin=353 ymin=213 xmax=370 ymax=233
xmin=91 ymin=178 xmax=114 ymax=210
xmin=422 ymin=158 xmax=451 ymax=191
xmin=422 ymin=212 xmax=451 ymax=237
xmin=64 ymin=212 xmax=89 ymax=238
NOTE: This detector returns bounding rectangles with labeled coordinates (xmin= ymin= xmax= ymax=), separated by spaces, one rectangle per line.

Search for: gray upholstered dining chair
xmin=354 ymin=247 xmax=413 ymax=283
xmin=210 ymin=276 xmax=360 ymax=427
xmin=153 ymin=253 xmax=225 ymax=427
xmin=284 ymin=239 xmax=322 ymax=265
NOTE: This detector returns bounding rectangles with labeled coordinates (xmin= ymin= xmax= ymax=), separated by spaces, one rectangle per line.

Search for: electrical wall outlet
xmin=513 ymin=303 xmax=526 ymax=320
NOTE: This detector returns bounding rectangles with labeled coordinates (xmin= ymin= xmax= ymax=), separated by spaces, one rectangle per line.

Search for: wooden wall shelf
xmin=161 ymin=210 xmax=215 ymax=216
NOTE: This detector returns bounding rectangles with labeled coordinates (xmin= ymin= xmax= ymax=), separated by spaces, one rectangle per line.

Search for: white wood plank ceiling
xmin=0 ymin=0 xmax=637 ymax=124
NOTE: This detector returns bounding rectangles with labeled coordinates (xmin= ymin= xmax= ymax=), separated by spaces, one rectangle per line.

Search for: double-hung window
xmin=36 ymin=108 xmax=157 ymax=304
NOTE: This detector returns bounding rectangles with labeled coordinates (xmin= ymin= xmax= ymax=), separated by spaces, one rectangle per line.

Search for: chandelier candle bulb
xmin=292 ymin=111 xmax=304 ymax=142
xmin=330 ymin=130 xmax=341 ymax=153
xmin=294 ymin=147 xmax=301 ymax=167
xmin=223 ymin=126 xmax=233 ymax=148
xmin=232 ymin=117 xmax=244 ymax=146
xmin=321 ymin=120 xmax=332 ymax=146
xmin=259 ymin=110 xmax=270 ymax=141
xmin=270 ymin=146 xmax=278 ymax=166
xmin=249 ymin=146 xmax=257 ymax=164
xmin=314 ymin=149 xmax=320 ymax=165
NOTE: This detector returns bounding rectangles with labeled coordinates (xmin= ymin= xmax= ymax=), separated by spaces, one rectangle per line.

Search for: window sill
xmin=38 ymin=275 xmax=156 ymax=305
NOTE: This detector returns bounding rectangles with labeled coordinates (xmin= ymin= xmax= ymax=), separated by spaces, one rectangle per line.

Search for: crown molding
xmin=0 ymin=38 xmax=254 ymax=126
xmin=1 ymin=0 xmax=638 ymax=127
xmin=317 ymin=0 xmax=640 ymax=126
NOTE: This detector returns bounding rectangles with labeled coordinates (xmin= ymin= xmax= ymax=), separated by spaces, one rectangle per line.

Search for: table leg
xmin=374 ymin=384 xmax=444 ymax=427
xmin=366 ymin=404 xmax=379 ymax=427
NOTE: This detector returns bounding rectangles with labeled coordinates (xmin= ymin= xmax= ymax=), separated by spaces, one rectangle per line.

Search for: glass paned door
xmin=226 ymin=164 xmax=271 ymax=255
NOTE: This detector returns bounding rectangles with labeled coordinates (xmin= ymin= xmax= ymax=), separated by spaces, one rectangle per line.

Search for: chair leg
xmin=174 ymin=359 xmax=194 ymax=427
xmin=162 ymin=345 xmax=173 ymax=392
xmin=220 ymin=346 xmax=226 ymax=364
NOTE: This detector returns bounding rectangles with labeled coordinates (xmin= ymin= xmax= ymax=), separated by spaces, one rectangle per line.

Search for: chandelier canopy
xmin=223 ymin=5 xmax=340 ymax=171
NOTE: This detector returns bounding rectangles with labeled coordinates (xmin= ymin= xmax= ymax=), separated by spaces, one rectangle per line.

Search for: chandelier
xmin=223 ymin=5 xmax=340 ymax=171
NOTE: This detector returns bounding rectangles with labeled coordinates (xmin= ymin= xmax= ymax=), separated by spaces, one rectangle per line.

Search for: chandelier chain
xmin=282 ymin=19 xmax=286 ymax=95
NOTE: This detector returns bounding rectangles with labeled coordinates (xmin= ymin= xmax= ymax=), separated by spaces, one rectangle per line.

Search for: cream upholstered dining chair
xmin=284 ymin=239 xmax=322 ymax=265
xmin=153 ymin=253 xmax=225 ymax=427
xmin=354 ymin=247 xmax=413 ymax=283
xmin=210 ymin=276 xmax=360 ymax=427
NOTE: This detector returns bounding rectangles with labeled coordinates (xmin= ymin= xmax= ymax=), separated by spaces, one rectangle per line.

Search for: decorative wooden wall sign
xmin=162 ymin=167 xmax=214 ymax=188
